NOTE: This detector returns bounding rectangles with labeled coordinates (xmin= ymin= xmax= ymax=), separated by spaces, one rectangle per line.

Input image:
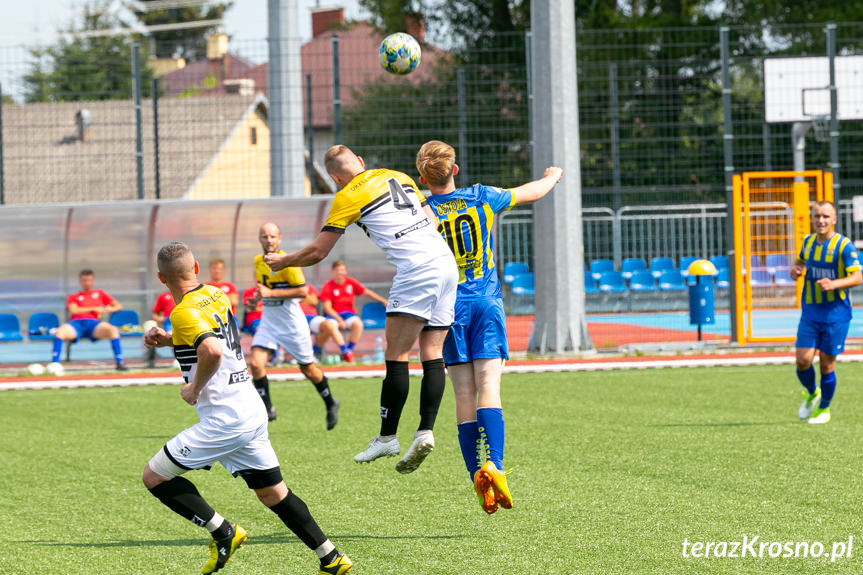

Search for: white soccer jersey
xmin=169 ymin=284 xmax=266 ymax=430
xmin=322 ymin=168 xmax=453 ymax=273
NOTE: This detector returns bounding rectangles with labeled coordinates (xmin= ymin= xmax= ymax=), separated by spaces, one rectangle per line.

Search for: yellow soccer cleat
xmin=473 ymin=469 xmax=499 ymax=514
xmin=480 ymin=460 xmax=513 ymax=510
xmin=319 ymin=552 xmax=353 ymax=575
xmin=202 ymin=523 xmax=246 ymax=574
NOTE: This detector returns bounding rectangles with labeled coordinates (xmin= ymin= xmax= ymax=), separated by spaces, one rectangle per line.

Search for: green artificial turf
xmin=2 ymin=365 xmax=862 ymax=574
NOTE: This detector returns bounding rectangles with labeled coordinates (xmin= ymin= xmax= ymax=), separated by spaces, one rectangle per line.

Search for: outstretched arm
xmin=264 ymin=231 xmax=341 ymax=271
xmin=363 ymin=287 xmax=388 ymax=306
xmin=511 ymin=166 xmax=564 ymax=206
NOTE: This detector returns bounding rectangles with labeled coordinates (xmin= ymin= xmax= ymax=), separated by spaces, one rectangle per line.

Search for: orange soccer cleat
xmin=479 ymin=460 xmax=513 ymax=510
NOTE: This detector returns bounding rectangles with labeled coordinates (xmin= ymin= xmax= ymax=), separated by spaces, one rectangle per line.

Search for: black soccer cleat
xmin=267 ymin=405 xmax=277 ymax=421
xmin=326 ymin=398 xmax=340 ymax=430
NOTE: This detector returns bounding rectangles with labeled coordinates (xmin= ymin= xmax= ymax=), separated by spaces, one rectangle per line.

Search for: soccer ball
xmin=46 ymin=362 xmax=65 ymax=376
xmin=378 ymin=32 xmax=421 ymax=75
xmin=27 ymin=363 xmax=45 ymax=376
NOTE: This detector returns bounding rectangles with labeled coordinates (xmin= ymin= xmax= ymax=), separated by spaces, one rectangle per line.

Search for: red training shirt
xmin=152 ymin=292 xmax=176 ymax=318
xmin=206 ymin=281 xmax=238 ymax=312
xmin=67 ymin=289 xmax=115 ymax=321
xmin=242 ymin=286 xmax=263 ymax=326
xmin=320 ymin=277 xmax=365 ymax=314
xmin=300 ymin=284 xmax=320 ymax=316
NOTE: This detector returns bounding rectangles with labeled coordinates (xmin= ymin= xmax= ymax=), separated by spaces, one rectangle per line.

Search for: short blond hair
xmin=324 ymin=145 xmax=358 ymax=178
xmin=416 ymin=141 xmax=455 ymax=187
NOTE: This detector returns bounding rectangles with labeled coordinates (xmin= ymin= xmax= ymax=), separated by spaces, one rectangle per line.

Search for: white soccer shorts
xmin=148 ymin=420 xmax=279 ymax=478
xmin=387 ymin=254 xmax=458 ymax=327
xmin=252 ymin=300 xmax=316 ymax=364
xmin=308 ymin=315 xmax=338 ymax=335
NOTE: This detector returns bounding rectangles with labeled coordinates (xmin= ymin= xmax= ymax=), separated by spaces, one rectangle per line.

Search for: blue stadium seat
xmin=361 ymin=302 xmax=387 ymax=329
xmin=715 ymin=268 xmax=730 ymax=288
xmin=649 ymin=257 xmax=676 ymax=279
xmin=709 ymin=255 xmax=729 ymax=271
xmin=28 ymin=312 xmax=60 ymax=341
xmin=109 ymin=310 xmax=143 ymax=337
xmin=628 ymin=271 xmax=657 ymax=292
xmin=589 ymin=259 xmax=616 ymax=282
xmin=511 ymin=273 xmax=535 ymax=296
xmin=749 ymin=268 xmax=772 ymax=286
xmin=503 ymin=262 xmax=529 ymax=284
xmin=621 ymin=258 xmax=646 ymax=280
xmin=658 ymin=270 xmax=687 ymax=291
xmin=585 ymin=279 xmax=599 ymax=294
xmin=679 ymin=256 xmax=700 ymax=277
xmin=598 ymin=271 xmax=627 ymax=293
xmin=0 ymin=313 xmax=24 ymax=341
xmin=764 ymin=253 xmax=790 ymax=270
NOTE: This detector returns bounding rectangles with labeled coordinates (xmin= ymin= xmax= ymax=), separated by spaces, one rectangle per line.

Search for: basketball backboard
xmin=763 ymin=55 xmax=863 ymax=123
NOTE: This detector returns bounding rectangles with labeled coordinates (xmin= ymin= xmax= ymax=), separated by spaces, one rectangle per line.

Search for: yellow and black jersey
xmin=321 ymin=168 xmax=452 ymax=273
xmin=169 ymin=284 xmax=264 ymax=427
xmin=254 ymin=251 xmax=305 ymax=307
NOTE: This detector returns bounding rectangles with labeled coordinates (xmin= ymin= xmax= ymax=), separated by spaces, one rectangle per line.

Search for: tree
xmin=23 ymin=4 xmax=154 ymax=103
xmin=133 ymin=0 xmax=233 ymax=60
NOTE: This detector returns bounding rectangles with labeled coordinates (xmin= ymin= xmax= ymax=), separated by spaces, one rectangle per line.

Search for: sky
xmin=0 ymin=0 xmax=366 ymax=45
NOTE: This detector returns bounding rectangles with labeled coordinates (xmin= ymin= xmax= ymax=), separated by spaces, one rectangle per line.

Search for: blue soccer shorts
xmin=796 ymin=316 xmax=850 ymax=357
xmin=443 ymin=297 xmax=509 ymax=365
xmin=69 ymin=318 xmax=101 ymax=342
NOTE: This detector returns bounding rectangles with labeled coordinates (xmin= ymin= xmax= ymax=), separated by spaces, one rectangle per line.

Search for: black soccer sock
xmin=254 ymin=376 xmax=272 ymax=409
xmin=148 ymin=476 xmax=219 ymax=529
xmin=313 ymin=376 xmax=335 ymax=407
xmin=268 ymin=490 xmax=327 ymax=551
xmin=418 ymin=358 xmax=446 ymax=431
xmin=380 ymin=360 xmax=410 ymax=436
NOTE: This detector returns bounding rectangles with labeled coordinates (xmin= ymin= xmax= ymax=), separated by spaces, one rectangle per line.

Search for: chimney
xmin=75 ymin=109 xmax=91 ymax=142
xmin=405 ymin=16 xmax=425 ymax=43
xmin=311 ymin=7 xmax=345 ymax=38
xmin=207 ymin=28 xmax=229 ymax=60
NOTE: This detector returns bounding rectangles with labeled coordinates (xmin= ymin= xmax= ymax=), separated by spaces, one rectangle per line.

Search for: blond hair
xmin=324 ymin=145 xmax=359 ymax=179
xmin=416 ymin=141 xmax=455 ymax=187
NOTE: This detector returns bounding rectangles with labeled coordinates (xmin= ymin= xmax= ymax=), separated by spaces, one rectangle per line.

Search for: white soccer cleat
xmin=798 ymin=389 xmax=821 ymax=420
xmin=808 ymin=408 xmax=831 ymax=425
xmin=395 ymin=430 xmax=435 ymax=474
xmin=354 ymin=435 xmax=401 ymax=463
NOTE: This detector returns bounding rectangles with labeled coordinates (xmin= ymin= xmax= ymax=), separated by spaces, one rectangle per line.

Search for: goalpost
xmin=732 ymin=170 xmax=833 ymax=344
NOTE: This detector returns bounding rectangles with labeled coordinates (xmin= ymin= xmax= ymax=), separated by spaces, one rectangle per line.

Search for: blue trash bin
xmin=687 ymin=260 xmax=717 ymax=340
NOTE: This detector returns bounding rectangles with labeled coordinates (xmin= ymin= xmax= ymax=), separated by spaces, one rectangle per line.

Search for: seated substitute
xmin=142 ymin=241 xmax=352 ymax=575
xmin=51 ymin=268 xmax=128 ymax=370
xmin=320 ymin=260 xmax=388 ymax=359
xmin=300 ymin=284 xmax=352 ymax=363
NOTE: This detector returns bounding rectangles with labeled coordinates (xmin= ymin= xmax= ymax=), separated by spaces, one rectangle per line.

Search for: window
xmin=250 ymin=127 xmax=257 ymax=145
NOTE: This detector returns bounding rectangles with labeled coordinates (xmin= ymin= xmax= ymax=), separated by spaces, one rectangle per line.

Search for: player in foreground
xmin=417 ymin=140 xmax=563 ymax=513
xmin=52 ymin=268 xmax=128 ymax=370
xmin=320 ymin=260 xmax=388 ymax=362
xmin=265 ymin=145 xmax=458 ymax=474
xmin=791 ymin=200 xmax=861 ymax=424
xmin=249 ymin=222 xmax=340 ymax=428
xmin=142 ymin=241 xmax=352 ymax=575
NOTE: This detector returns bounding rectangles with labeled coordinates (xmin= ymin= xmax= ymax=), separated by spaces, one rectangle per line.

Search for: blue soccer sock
xmin=796 ymin=366 xmax=816 ymax=394
xmin=477 ymin=407 xmax=505 ymax=471
xmin=339 ymin=344 xmax=348 ymax=354
xmin=347 ymin=341 xmax=356 ymax=352
xmin=51 ymin=337 xmax=63 ymax=363
xmin=313 ymin=345 xmax=321 ymax=354
xmin=111 ymin=338 xmax=124 ymax=364
xmin=457 ymin=421 xmax=482 ymax=480
xmin=819 ymin=371 xmax=837 ymax=409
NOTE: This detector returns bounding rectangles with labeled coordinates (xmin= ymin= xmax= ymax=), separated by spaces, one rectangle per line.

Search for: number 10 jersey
xmin=322 ymin=168 xmax=452 ymax=274
xmin=424 ymin=183 xmax=516 ymax=300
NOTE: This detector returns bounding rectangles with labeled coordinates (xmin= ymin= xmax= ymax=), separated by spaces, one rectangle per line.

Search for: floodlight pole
xmin=268 ymin=0 xmax=305 ymax=197
xmin=529 ymin=0 xmax=591 ymax=353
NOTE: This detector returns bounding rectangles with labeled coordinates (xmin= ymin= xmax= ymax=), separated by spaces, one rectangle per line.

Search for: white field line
xmin=4 ymin=353 xmax=863 ymax=391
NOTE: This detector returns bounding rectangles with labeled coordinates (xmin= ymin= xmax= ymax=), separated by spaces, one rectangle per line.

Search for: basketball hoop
xmin=811 ymin=114 xmax=830 ymax=143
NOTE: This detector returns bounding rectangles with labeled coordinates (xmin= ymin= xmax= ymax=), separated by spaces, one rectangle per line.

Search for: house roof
xmin=160 ymin=55 xmax=256 ymax=97
xmin=1 ymin=94 xmax=264 ymax=203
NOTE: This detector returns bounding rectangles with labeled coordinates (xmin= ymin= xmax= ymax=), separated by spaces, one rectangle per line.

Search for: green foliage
xmin=23 ymin=4 xmax=154 ymax=103
xmin=134 ymin=1 xmax=232 ymax=60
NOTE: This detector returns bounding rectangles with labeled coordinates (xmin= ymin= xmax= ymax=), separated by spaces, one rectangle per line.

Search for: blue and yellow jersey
xmin=169 ymin=284 xmax=264 ymax=428
xmin=254 ymin=251 xmax=305 ymax=306
xmin=424 ymin=184 xmax=516 ymax=299
xmin=798 ymin=232 xmax=861 ymax=322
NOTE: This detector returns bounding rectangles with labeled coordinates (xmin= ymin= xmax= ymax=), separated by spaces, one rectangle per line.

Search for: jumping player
xmin=142 ymin=241 xmax=352 ymax=575
xmin=791 ymin=200 xmax=861 ymax=424
xmin=416 ymin=140 xmax=563 ymax=513
xmin=249 ymin=222 xmax=340 ymax=429
xmin=264 ymin=145 xmax=458 ymax=474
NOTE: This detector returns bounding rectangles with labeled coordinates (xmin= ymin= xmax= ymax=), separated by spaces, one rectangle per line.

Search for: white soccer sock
xmin=315 ymin=539 xmax=335 ymax=559
xmin=205 ymin=512 xmax=225 ymax=532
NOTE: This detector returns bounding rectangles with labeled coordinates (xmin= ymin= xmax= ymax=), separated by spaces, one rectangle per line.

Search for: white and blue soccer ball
xmin=27 ymin=363 xmax=45 ymax=376
xmin=378 ymin=32 xmax=421 ymax=75
xmin=46 ymin=362 xmax=65 ymax=376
